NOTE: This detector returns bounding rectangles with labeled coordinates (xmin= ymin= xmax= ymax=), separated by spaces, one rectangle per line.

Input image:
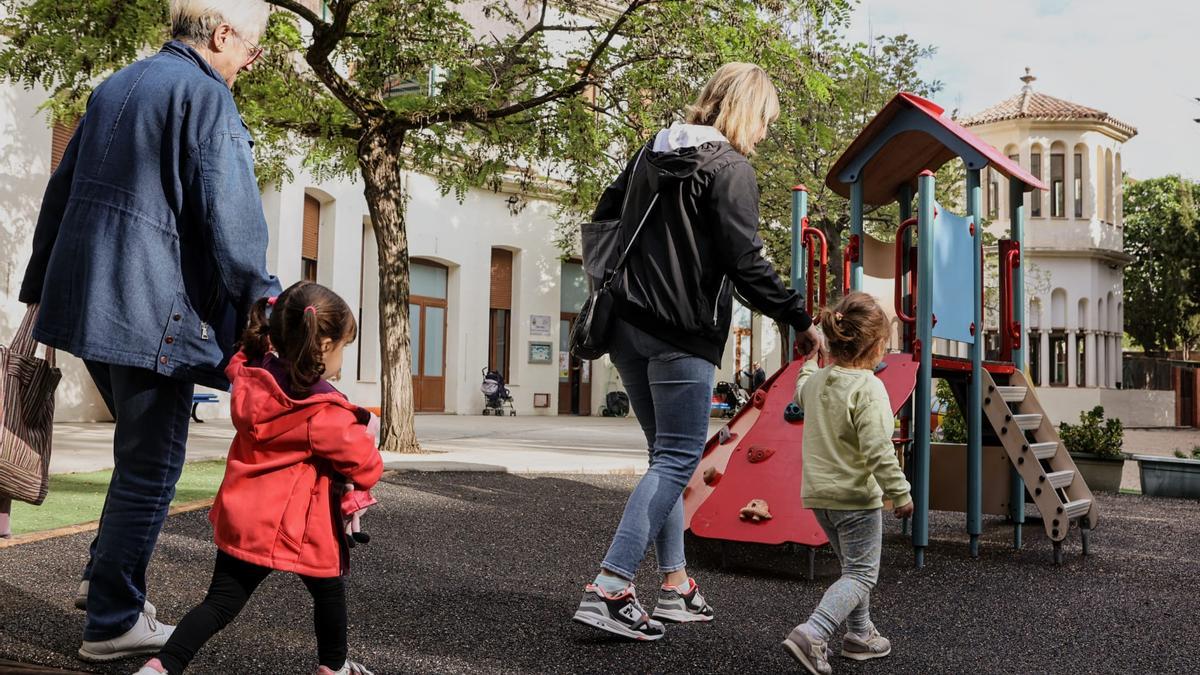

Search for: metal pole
xmin=913 ymin=170 xmax=935 ymax=569
xmin=1008 ymin=177 xmax=1026 ymax=550
xmin=967 ymin=169 xmax=984 ymax=558
xmin=790 ymin=185 xmax=808 ymax=361
xmin=897 ymin=185 xmax=914 ymax=537
xmin=850 ymin=179 xmax=865 ymax=291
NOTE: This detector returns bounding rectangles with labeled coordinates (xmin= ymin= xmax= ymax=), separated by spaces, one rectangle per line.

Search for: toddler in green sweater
xmin=782 ymin=292 xmax=912 ymax=675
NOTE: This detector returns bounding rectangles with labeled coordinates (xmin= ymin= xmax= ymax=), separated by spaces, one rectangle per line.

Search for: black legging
xmin=158 ymin=551 xmax=347 ymax=674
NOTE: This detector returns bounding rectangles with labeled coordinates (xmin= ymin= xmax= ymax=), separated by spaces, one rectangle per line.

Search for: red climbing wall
xmin=684 ymin=353 xmax=920 ymax=546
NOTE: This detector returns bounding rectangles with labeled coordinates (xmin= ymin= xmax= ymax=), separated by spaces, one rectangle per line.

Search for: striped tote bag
xmin=0 ymin=306 xmax=61 ymax=506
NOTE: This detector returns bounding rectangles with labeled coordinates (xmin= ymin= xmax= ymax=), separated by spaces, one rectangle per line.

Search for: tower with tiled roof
xmin=962 ymin=69 xmax=1138 ymax=414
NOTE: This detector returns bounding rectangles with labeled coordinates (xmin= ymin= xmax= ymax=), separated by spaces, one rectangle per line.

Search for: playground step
xmin=1030 ymin=441 xmax=1059 ymax=460
xmin=1045 ymin=470 xmax=1075 ymax=489
xmin=1063 ymin=499 xmax=1092 ymax=519
xmin=997 ymin=386 xmax=1028 ymax=403
xmin=1013 ymin=413 xmax=1042 ymax=431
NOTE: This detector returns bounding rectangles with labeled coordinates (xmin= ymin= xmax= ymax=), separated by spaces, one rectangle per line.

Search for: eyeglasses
xmin=230 ymin=28 xmax=264 ymax=66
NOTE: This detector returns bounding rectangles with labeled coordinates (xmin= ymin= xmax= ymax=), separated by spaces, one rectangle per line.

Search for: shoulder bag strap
xmin=603 ymin=148 xmax=659 ymax=289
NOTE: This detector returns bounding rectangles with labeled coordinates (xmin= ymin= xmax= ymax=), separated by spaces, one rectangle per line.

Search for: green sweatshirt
xmin=795 ymin=360 xmax=912 ymax=511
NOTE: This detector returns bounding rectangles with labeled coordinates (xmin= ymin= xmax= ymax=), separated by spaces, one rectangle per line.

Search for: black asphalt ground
xmin=1 ymin=472 xmax=1196 ymax=674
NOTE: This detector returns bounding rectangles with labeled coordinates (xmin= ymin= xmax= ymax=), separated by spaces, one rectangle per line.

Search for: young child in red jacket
xmin=136 ymin=281 xmax=382 ymax=675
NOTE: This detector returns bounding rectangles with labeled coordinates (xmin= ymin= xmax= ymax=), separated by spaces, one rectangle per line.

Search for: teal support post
xmin=849 ymin=179 xmax=865 ymax=291
xmin=1008 ymin=177 xmax=1026 ymax=550
xmin=789 ymin=185 xmax=809 ymax=361
xmin=896 ymin=185 xmax=913 ymax=538
xmin=967 ymin=169 xmax=984 ymax=558
xmin=912 ymin=170 xmax=935 ymax=569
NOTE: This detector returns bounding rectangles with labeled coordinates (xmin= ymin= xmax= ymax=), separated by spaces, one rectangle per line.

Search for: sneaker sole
xmin=841 ymin=646 xmax=892 ymax=661
xmin=572 ymin=610 xmax=664 ymax=641
xmin=651 ymin=607 xmax=714 ymax=623
xmin=77 ymin=644 xmax=162 ymax=663
xmin=781 ymin=639 xmax=825 ymax=675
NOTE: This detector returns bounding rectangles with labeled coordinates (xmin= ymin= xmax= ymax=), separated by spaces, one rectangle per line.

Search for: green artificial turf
xmin=8 ymin=460 xmax=226 ymax=536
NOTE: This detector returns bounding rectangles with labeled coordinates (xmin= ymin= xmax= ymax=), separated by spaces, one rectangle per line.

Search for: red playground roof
xmin=826 ymin=92 xmax=1047 ymax=206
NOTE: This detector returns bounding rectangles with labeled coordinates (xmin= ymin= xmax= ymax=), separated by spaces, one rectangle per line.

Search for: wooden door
xmin=558 ymin=313 xmax=591 ymax=415
xmin=410 ymin=261 xmax=448 ymax=412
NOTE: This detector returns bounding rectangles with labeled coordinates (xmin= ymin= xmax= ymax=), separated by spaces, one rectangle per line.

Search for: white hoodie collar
xmin=652 ymin=122 xmax=728 ymax=152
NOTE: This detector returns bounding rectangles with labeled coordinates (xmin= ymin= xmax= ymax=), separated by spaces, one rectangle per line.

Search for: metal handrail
xmin=894 ymin=217 xmax=918 ymax=325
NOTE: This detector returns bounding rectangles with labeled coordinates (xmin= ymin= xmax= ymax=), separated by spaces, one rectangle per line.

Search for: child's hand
xmin=894 ymin=500 xmax=914 ymax=518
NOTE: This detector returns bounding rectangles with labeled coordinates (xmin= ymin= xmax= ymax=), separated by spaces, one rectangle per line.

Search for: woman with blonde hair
xmin=573 ymin=63 xmax=821 ymax=641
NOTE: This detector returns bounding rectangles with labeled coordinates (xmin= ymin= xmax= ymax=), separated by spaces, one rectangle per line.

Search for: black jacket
xmin=593 ymin=139 xmax=812 ymax=365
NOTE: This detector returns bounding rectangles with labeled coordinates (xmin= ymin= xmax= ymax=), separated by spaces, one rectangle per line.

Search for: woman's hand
xmin=796 ymin=325 xmax=826 ymax=361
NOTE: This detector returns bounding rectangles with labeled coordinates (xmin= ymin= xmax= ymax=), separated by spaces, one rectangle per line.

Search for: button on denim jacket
xmin=21 ymin=41 xmax=281 ymax=390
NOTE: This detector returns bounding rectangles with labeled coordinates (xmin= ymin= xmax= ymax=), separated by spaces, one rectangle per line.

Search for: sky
xmin=847 ymin=0 xmax=1200 ymax=179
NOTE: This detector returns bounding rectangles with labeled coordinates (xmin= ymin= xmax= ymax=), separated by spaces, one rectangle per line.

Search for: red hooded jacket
xmin=209 ymin=352 xmax=383 ymax=578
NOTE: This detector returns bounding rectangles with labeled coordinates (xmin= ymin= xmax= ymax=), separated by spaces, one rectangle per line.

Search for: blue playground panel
xmin=931 ymin=202 xmax=976 ymax=345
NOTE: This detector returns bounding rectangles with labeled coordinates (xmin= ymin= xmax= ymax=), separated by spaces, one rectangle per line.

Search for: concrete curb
xmin=0 ymin=498 xmax=215 ymax=549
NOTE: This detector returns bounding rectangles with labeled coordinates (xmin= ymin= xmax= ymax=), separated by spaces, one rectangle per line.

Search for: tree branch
xmin=293 ymin=0 xmax=388 ymax=124
xmin=265 ymin=0 xmax=326 ymax=28
xmin=422 ymin=0 xmax=652 ymax=129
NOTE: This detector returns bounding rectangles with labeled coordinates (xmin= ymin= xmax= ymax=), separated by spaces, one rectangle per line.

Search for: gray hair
xmin=170 ymin=0 xmax=271 ymax=46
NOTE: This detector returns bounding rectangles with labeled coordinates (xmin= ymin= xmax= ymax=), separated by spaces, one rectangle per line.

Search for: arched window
xmin=1076 ymin=299 xmax=1089 ymax=387
xmin=1029 ymin=143 xmax=1044 ymax=217
xmin=1108 ymin=153 xmax=1118 ymax=224
xmin=1072 ymin=143 xmax=1088 ymax=218
xmin=1049 ymin=289 xmax=1068 ymax=386
xmin=1104 ymin=149 xmax=1114 ymax=223
xmin=1050 ymin=141 xmax=1066 ymax=217
xmin=1107 ymin=291 xmax=1117 ymax=332
xmin=1096 ymin=150 xmax=1106 ymax=224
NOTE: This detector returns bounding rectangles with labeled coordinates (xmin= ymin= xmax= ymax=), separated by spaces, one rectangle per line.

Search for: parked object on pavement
xmin=480 ymin=368 xmax=516 ymax=416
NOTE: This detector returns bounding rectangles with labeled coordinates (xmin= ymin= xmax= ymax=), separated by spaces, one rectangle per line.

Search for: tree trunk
xmin=359 ymin=127 xmax=422 ymax=453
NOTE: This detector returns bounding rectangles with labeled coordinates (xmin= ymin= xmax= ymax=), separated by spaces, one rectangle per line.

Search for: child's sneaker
xmin=651 ymin=578 xmax=714 ymax=623
xmin=316 ymin=660 xmax=374 ymax=675
xmin=782 ymin=625 xmax=832 ymax=675
xmin=572 ymin=583 xmax=666 ymax=641
xmin=841 ymin=626 xmax=891 ymax=660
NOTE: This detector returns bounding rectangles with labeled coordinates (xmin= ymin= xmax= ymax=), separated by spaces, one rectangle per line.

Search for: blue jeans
xmin=82 ymin=361 xmax=194 ymax=640
xmin=804 ymin=508 xmax=882 ymax=639
xmin=601 ymin=320 xmax=715 ymax=580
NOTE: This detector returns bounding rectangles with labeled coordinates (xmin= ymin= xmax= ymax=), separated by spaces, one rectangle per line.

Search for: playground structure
xmin=683 ymin=92 xmax=1097 ymax=567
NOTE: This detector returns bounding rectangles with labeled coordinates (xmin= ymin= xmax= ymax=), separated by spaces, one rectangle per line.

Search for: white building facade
xmin=961 ymin=70 xmax=1174 ymax=426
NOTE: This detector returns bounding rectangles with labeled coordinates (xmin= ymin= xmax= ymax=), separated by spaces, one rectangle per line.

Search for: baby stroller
xmin=481 ymin=368 xmax=516 ymax=416
xmin=712 ymin=381 xmax=748 ymax=419
xmin=600 ymin=390 xmax=630 ymax=417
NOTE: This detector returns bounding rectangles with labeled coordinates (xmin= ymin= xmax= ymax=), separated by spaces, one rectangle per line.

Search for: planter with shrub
xmin=1059 ymin=406 xmax=1126 ymax=493
xmin=1134 ymin=447 xmax=1200 ymax=499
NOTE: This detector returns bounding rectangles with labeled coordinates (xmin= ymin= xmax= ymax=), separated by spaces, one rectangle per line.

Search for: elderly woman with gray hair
xmin=18 ymin=0 xmax=281 ymax=665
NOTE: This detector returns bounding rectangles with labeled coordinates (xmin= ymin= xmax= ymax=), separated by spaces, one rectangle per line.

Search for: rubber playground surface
xmin=0 ymin=471 xmax=1194 ymax=674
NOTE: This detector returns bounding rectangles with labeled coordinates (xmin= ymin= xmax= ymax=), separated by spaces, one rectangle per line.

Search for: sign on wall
xmin=529 ymin=341 xmax=553 ymax=364
xmin=530 ymin=314 xmax=552 ymax=337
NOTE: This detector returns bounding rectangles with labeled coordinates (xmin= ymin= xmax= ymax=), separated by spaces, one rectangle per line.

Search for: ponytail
xmin=288 ymin=305 xmax=327 ymax=394
xmin=240 ymin=297 xmax=272 ymax=361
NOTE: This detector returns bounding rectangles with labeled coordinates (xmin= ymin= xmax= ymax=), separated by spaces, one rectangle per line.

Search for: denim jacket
xmin=20 ymin=41 xmax=281 ymax=390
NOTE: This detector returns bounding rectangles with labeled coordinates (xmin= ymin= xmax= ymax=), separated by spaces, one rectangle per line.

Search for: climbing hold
xmin=739 ymin=499 xmax=773 ymax=522
xmin=752 ymin=390 xmax=767 ymax=409
xmin=784 ymin=402 xmax=805 ymax=422
xmin=718 ymin=427 xmax=738 ymax=445
xmin=746 ymin=446 xmax=775 ymax=464
xmin=874 ymin=361 xmax=888 ymax=374
xmin=703 ymin=467 xmax=723 ymax=485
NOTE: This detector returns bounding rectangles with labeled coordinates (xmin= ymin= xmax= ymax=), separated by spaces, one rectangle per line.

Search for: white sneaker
xmin=75 ymin=580 xmax=157 ymax=620
xmin=78 ymin=612 xmax=174 ymax=663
